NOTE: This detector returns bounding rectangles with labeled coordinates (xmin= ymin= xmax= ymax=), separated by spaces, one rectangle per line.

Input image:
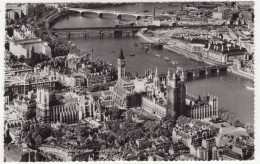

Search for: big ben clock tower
xmin=118 ymin=48 xmax=126 ymax=79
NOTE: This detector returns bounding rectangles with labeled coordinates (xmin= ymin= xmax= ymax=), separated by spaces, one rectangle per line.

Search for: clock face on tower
xmin=121 ymin=61 xmax=125 ymax=67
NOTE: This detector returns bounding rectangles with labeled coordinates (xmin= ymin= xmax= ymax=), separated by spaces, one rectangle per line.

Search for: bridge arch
xmin=79 ymin=11 xmax=101 ymax=15
xmin=210 ymin=68 xmax=217 ymax=74
xmin=68 ymin=8 xmax=150 ymax=20
xmin=219 ymin=67 xmax=227 ymax=73
xmin=70 ymin=9 xmax=120 ymax=19
xmin=69 ymin=9 xmax=83 ymax=14
xmin=186 ymin=72 xmax=194 ymax=78
xmin=199 ymin=70 xmax=207 ymax=76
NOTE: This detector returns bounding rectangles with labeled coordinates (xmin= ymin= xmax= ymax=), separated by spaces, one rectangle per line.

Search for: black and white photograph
xmin=2 ymin=0 xmax=257 ymax=162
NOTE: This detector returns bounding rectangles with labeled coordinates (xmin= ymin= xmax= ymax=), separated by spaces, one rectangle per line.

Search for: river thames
xmin=53 ymin=4 xmax=254 ymax=124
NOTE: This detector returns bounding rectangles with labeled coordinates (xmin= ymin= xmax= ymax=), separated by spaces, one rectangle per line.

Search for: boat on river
xmin=246 ymin=86 xmax=254 ymax=91
xmin=164 ymin=57 xmax=170 ymax=61
xmin=130 ymin=54 xmax=135 ymax=56
xmin=172 ymin=61 xmax=179 ymax=65
xmin=155 ymin=54 xmax=161 ymax=57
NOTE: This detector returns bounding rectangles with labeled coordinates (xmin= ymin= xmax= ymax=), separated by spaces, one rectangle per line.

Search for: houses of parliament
xmin=112 ymin=48 xmax=218 ymax=121
xmin=111 ymin=48 xmax=187 ymax=121
xmin=35 ymin=48 xmax=219 ymax=124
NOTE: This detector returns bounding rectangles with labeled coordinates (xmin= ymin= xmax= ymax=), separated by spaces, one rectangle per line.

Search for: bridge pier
xmin=99 ymin=30 xmax=104 ymax=37
xmin=183 ymin=72 xmax=188 ymax=80
xmin=83 ymin=32 xmax=87 ymax=37
xmin=98 ymin=13 xmax=103 ymax=18
xmin=193 ymin=71 xmax=196 ymax=78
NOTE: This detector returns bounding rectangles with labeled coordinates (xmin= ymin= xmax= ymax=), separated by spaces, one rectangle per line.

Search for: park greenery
xmin=106 ymin=116 xmax=173 ymax=144
xmin=245 ymin=123 xmax=254 ymax=137
xmin=220 ymin=112 xmax=241 ymax=127
xmin=89 ymin=82 xmax=115 ymax=92
xmin=176 ymin=115 xmax=220 ymax=136
xmin=21 ymin=122 xmax=103 ymax=151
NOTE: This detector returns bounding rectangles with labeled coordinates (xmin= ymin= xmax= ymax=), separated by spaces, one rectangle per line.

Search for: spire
xmin=167 ymin=69 xmax=170 ymax=78
xmin=169 ymin=72 xmax=176 ymax=88
xmin=180 ymin=72 xmax=185 ymax=81
xmin=172 ymin=72 xmax=176 ymax=80
xmin=118 ymin=48 xmax=125 ymax=60
xmin=155 ymin=67 xmax=158 ymax=77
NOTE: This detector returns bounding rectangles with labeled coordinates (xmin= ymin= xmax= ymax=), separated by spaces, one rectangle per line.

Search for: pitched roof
xmin=118 ymin=48 xmax=125 ymax=60
xmin=113 ymin=83 xmax=128 ymax=98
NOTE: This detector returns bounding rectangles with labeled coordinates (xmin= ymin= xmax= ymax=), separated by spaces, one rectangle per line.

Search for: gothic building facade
xmin=167 ymin=70 xmax=187 ymax=120
xmin=188 ymin=95 xmax=219 ymax=120
xmin=108 ymin=48 xmax=187 ymax=121
xmin=36 ymin=88 xmax=97 ymax=124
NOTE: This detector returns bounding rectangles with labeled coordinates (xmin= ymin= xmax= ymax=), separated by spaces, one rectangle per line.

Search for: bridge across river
xmin=50 ymin=24 xmax=240 ymax=32
xmin=42 ymin=24 xmax=240 ymax=38
xmin=176 ymin=64 xmax=232 ymax=79
xmin=67 ymin=7 xmax=153 ymax=20
xmin=144 ymin=63 xmax=231 ymax=83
